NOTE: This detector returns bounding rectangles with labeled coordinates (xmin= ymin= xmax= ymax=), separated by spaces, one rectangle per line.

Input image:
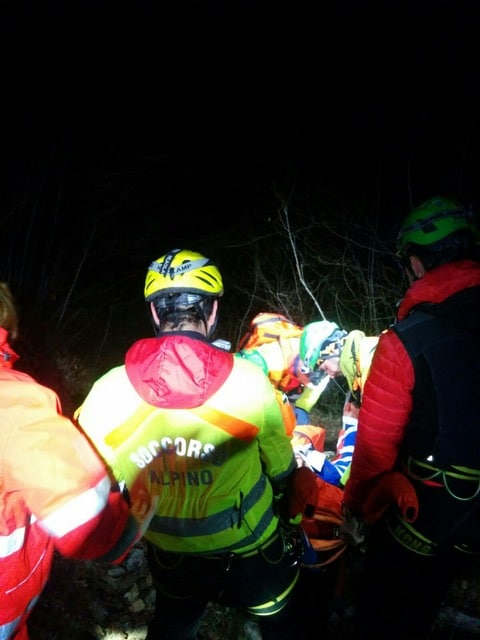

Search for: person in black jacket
xmin=342 ymin=196 xmax=480 ymax=639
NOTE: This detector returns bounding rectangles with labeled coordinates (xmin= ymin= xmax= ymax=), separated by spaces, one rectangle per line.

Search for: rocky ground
xmin=28 ymin=540 xmax=262 ymax=640
xmin=28 ymin=539 xmax=480 ymax=640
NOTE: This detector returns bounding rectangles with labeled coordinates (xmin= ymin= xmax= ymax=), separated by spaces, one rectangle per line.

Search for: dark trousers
xmin=351 ymin=521 xmax=475 ymax=640
xmin=144 ymin=533 xmax=339 ymax=640
xmin=258 ymin=562 xmax=341 ymax=639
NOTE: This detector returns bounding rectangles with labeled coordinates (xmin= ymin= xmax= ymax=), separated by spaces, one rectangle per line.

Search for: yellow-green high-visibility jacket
xmin=76 ymin=331 xmax=297 ymax=556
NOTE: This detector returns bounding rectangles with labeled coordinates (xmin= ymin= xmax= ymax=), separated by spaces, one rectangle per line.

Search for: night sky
xmin=1 ymin=0 xmax=479 ymax=396
xmin=1 ymin=0 xmax=480 ymax=317
xmin=3 ymin=0 xmax=480 ymax=229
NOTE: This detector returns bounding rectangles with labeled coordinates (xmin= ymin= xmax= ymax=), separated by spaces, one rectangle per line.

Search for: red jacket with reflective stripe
xmin=0 ymin=359 xmax=136 ymax=639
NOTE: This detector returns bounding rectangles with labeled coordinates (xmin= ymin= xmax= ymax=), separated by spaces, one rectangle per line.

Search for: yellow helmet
xmin=339 ymin=330 xmax=365 ymax=394
xmin=339 ymin=329 xmax=379 ymax=396
xmin=144 ymin=248 xmax=224 ymax=302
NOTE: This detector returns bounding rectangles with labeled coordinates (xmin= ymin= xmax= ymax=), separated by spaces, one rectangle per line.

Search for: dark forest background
xmin=2 ymin=0 xmax=480 ymax=414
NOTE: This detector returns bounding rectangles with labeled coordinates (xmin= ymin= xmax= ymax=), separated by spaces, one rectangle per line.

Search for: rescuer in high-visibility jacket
xmin=237 ymin=316 xmax=348 ymax=426
xmin=0 ymin=282 xmax=140 ymax=640
xmin=75 ymin=248 xmax=317 ymax=640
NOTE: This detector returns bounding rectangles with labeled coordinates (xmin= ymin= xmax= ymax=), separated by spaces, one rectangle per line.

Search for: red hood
xmin=397 ymin=260 xmax=480 ymax=321
xmin=125 ymin=332 xmax=233 ymax=409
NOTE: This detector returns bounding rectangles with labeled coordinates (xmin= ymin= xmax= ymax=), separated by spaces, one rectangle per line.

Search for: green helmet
xmin=300 ymin=321 xmax=347 ymax=373
xmin=397 ymin=196 xmax=478 ymax=255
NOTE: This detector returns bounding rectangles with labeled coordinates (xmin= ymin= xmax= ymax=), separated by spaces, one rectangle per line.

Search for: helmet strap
xmin=398 ymin=254 xmax=421 ymax=284
xmin=409 ymin=255 xmax=425 ymax=280
xmin=205 ymin=299 xmax=219 ymax=339
xmin=147 ymin=301 xmax=162 ymax=336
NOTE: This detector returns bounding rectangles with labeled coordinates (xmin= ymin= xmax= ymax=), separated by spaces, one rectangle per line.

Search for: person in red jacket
xmin=342 ymin=197 xmax=480 ymax=639
xmin=0 ymin=282 xmax=141 ymax=640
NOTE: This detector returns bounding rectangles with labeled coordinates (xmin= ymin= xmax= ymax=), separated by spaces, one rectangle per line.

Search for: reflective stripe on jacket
xmin=0 ymin=367 xmax=134 ymax=639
